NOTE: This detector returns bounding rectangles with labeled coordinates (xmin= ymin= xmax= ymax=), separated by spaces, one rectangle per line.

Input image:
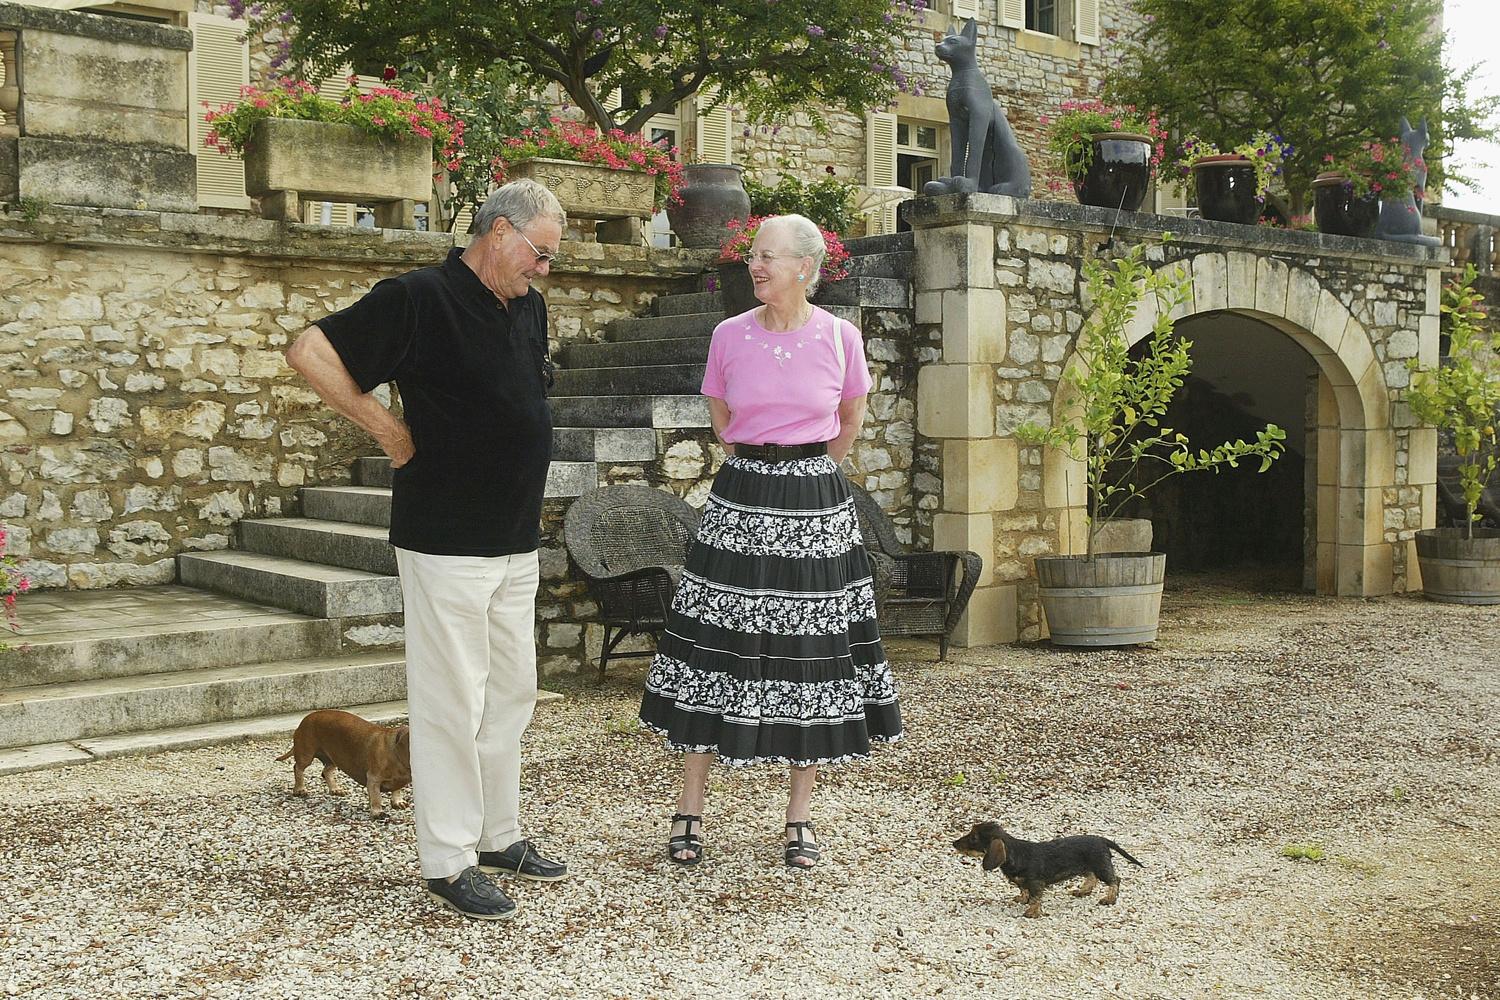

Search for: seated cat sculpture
xmin=1374 ymin=116 xmax=1439 ymax=246
xmin=922 ymin=17 xmax=1031 ymax=199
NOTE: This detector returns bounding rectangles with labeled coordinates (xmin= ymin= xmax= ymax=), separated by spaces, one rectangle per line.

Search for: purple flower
xmin=1377 ymin=39 xmax=1389 ymax=49
xmin=593 ymin=27 xmax=604 ymax=40
xmin=806 ymin=23 xmax=825 ymax=38
xmin=654 ymin=24 xmax=668 ymax=39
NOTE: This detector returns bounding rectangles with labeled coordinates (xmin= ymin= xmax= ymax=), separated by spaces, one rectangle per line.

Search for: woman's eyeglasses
xmin=746 ymin=251 xmax=790 ymax=264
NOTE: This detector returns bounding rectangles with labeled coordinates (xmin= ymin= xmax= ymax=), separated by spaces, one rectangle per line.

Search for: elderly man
xmin=287 ymin=179 xmax=568 ymax=920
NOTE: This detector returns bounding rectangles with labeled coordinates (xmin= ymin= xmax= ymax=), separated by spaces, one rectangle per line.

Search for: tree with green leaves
xmin=246 ymin=0 xmax=916 ymax=138
xmin=1017 ymin=238 xmax=1287 ymax=559
xmin=1105 ymin=0 xmax=1500 ymax=215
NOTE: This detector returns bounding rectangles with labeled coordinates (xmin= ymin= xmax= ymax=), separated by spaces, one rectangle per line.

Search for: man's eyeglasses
xmin=516 ymin=228 xmax=561 ymax=265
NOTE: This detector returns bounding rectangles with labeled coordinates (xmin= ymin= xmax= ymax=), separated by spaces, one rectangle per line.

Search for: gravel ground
xmin=1 ymin=578 xmax=1496 ymax=1000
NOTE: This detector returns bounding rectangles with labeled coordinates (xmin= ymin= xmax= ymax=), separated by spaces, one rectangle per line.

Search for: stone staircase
xmin=0 ymin=232 xmax=913 ymax=774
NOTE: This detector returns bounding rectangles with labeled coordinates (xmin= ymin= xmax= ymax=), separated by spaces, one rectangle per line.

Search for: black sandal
xmin=784 ymin=821 xmax=820 ymax=869
xmin=667 ymin=813 xmax=704 ymax=866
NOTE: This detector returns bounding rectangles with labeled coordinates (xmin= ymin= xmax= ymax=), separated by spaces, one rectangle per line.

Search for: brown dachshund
xmin=278 ymin=710 xmax=412 ymax=819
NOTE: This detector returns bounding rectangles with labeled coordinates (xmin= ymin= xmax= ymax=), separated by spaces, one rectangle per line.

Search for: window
xmin=1027 ymin=0 xmax=1057 ymax=35
xmin=895 ymin=118 xmax=946 ymax=230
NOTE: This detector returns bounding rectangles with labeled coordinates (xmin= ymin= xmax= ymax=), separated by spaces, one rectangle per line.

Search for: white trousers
xmin=394 ymin=546 xmax=540 ymax=880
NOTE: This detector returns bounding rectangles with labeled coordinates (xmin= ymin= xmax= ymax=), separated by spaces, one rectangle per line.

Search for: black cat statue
xmin=1374 ymin=116 xmax=1440 ymax=246
xmin=922 ymin=18 xmax=1031 ymax=199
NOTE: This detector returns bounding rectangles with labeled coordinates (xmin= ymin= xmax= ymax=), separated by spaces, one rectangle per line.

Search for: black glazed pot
xmin=1312 ymin=173 xmax=1379 ymax=238
xmin=716 ymin=261 xmax=758 ymax=317
xmin=1072 ymin=131 xmax=1153 ymax=212
xmin=1191 ymin=156 xmax=1261 ymax=225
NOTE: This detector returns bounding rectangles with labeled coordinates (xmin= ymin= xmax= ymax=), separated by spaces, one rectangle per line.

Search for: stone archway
xmin=1045 ymin=251 xmax=1401 ymax=597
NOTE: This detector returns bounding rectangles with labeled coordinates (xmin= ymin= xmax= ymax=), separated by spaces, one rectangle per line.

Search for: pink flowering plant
xmin=0 ymin=524 xmax=30 ymax=649
xmin=1176 ymin=130 xmax=1293 ymax=202
xmin=717 ymin=215 xmax=852 ymax=285
xmin=1043 ymin=100 xmax=1168 ymax=180
xmin=203 ymin=78 xmax=465 ymax=171
xmin=1319 ymin=137 xmax=1422 ymax=200
xmin=491 ymin=119 xmax=686 ymax=213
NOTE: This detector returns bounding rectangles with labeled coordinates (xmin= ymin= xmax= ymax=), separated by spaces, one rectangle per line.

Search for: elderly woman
xmin=638 ymin=214 xmax=903 ymax=870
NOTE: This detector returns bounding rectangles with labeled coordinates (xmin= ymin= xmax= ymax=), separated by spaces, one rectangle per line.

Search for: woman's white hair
xmin=759 ymin=214 xmax=828 ymax=294
xmin=474 ymin=178 xmax=567 ymax=237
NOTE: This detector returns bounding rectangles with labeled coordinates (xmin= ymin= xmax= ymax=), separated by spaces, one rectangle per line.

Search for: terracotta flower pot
xmin=1311 ymin=172 xmax=1379 ymax=238
xmin=1191 ymin=155 xmax=1261 ymax=225
xmin=1071 ymin=132 xmax=1153 ymax=212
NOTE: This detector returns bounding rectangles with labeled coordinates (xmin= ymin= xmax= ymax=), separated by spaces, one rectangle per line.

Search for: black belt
xmin=736 ymin=442 xmax=828 ymax=463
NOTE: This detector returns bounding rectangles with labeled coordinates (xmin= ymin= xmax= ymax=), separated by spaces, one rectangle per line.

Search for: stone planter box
xmin=243 ymin=118 xmax=432 ymax=228
xmin=507 ymin=157 xmax=656 ymax=244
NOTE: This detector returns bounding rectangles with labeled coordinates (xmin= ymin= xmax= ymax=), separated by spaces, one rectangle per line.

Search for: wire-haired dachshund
xmin=953 ymin=821 xmax=1143 ymax=918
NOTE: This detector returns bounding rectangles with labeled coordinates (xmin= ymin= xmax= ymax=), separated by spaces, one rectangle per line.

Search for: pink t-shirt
xmin=701 ymin=305 xmax=874 ymax=446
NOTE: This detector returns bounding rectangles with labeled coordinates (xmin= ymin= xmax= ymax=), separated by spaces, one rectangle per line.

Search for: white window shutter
xmin=998 ymin=0 xmax=1025 ymax=28
xmin=952 ymin=0 xmax=980 ymax=19
xmin=695 ymin=89 xmax=733 ymax=164
xmin=1074 ymin=0 xmax=1100 ymax=44
xmin=451 ymin=205 xmax=475 ymax=235
xmin=865 ymin=111 xmax=898 ymax=235
xmin=310 ymin=70 xmax=380 ymax=225
xmin=188 ymin=13 xmax=251 ymax=210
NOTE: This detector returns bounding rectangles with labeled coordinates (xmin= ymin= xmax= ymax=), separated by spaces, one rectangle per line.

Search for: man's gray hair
xmin=763 ymin=213 xmax=828 ymax=293
xmin=473 ymin=179 xmax=567 ymax=237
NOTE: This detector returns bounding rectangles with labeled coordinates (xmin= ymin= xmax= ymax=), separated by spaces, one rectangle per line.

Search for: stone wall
xmin=908 ymin=194 xmax=1445 ymax=643
xmin=0 ymin=206 xmax=705 ymax=589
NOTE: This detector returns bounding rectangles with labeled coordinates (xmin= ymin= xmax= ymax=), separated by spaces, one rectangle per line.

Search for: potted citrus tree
xmin=1311 ymin=137 xmax=1418 ymax=238
xmin=1177 ymin=131 xmax=1292 ymax=226
xmin=1043 ymin=100 xmax=1167 ymax=212
xmin=1016 ymin=238 xmax=1287 ymax=646
xmin=492 ymin=119 xmax=685 ymax=244
xmin=1406 ymin=264 xmax=1500 ymax=604
xmin=205 ymin=77 xmax=463 ymax=227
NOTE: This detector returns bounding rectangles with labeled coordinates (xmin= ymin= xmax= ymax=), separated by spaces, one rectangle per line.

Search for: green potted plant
xmin=714 ymin=215 xmax=852 ymax=316
xmin=1042 ymin=100 xmax=1167 ymax=212
xmin=1405 ymin=264 xmax=1500 ymax=604
xmin=1177 ymin=131 xmax=1292 ymax=225
xmin=1016 ymin=238 xmax=1287 ymax=646
xmin=205 ymin=77 xmax=463 ymax=226
xmin=492 ymin=119 xmax=685 ymax=244
xmin=742 ymin=165 xmax=858 ymax=236
xmin=1311 ymin=137 xmax=1420 ymax=238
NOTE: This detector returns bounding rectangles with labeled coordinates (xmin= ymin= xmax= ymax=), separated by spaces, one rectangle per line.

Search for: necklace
xmin=761 ymin=301 xmax=812 ymax=332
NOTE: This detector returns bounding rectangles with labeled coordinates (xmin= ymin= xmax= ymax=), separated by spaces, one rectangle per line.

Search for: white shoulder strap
xmin=833 ymin=314 xmax=847 ymax=385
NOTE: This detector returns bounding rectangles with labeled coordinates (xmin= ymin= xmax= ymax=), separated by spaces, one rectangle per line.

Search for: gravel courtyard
xmin=2 ymin=579 xmax=1496 ymax=1000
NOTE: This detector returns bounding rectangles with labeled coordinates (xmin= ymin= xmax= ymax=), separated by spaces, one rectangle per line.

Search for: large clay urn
xmin=668 ymin=164 xmax=752 ymax=249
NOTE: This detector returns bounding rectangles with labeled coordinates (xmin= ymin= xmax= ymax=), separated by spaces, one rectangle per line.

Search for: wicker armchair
xmin=849 ymin=484 xmax=982 ymax=660
xmin=563 ymin=485 xmax=702 ymax=676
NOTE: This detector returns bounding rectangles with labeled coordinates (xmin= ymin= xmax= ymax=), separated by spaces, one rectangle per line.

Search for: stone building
xmin=0 ymin=0 xmax=1459 ymax=765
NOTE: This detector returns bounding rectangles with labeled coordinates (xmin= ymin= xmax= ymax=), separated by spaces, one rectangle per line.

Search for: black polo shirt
xmin=315 ymin=248 xmax=553 ymax=556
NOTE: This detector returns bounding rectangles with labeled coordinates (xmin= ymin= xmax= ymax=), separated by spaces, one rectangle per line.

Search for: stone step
xmin=561 ymin=336 xmax=712 ymax=370
xmin=844 ymin=231 xmax=914 ymax=256
xmin=547 ymin=394 xmax=709 ymax=429
xmin=177 ymin=550 xmax=403 ymax=618
xmin=301 ymin=485 xmax=392 ymax=528
xmin=551 ymin=363 xmax=705 ymax=398
xmin=605 ymin=312 xmax=721 ymax=342
xmin=0 ymin=699 xmax=413 ymax=776
xmin=654 ymin=291 xmax=721 ymax=316
xmin=240 ymin=517 xmax=396 ymax=575
xmin=845 ymin=251 xmax=912 ymax=279
xmin=552 ymin=427 xmax=658 ymax=463
xmin=349 ymin=457 xmax=597 ymax=497
xmin=0 ymin=650 xmax=408 ymax=750
xmin=6 ymin=612 xmax=341 ymax=688
xmin=814 ymin=275 xmax=911 ymax=309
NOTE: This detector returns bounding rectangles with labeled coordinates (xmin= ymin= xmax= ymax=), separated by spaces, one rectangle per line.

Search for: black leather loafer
xmin=425 ymin=867 xmax=517 ymax=920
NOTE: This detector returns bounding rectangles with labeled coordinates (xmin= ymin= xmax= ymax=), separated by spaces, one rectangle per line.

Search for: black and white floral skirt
xmin=639 ymin=454 xmax=903 ymax=767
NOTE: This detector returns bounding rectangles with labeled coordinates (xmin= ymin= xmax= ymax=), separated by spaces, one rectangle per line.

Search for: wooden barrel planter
xmin=1414 ymin=527 xmax=1500 ymax=605
xmin=1034 ymin=552 xmax=1167 ymax=646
